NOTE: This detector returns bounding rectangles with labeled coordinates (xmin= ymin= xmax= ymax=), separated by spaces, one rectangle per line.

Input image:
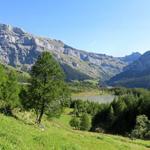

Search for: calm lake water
xmin=72 ymin=95 xmax=116 ymax=104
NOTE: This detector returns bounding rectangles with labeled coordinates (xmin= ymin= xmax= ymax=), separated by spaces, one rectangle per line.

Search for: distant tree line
xmin=68 ymin=80 xmax=98 ymax=93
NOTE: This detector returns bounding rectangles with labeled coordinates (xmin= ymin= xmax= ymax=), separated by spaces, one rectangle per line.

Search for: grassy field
xmin=0 ymin=109 xmax=149 ymax=150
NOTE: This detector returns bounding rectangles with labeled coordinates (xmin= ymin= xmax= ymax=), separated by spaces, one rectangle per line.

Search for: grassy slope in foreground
xmin=0 ymin=109 xmax=149 ymax=150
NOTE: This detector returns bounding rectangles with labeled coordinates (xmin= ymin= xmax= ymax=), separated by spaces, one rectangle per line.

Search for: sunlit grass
xmin=0 ymin=109 xmax=149 ymax=150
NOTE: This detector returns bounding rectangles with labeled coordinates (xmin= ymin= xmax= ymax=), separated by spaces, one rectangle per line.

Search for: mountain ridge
xmin=0 ymin=23 xmax=140 ymax=81
xmin=107 ymin=51 xmax=150 ymax=88
xmin=119 ymin=52 xmax=141 ymax=64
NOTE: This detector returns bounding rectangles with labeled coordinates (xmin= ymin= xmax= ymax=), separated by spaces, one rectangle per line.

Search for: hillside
xmin=0 ymin=23 xmax=139 ymax=81
xmin=107 ymin=51 xmax=150 ymax=88
xmin=119 ymin=52 xmax=141 ymax=64
xmin=0 ymin=109 xmax=149 ymax=150
xmin=0 ymin=63 xmax=30 ymax=83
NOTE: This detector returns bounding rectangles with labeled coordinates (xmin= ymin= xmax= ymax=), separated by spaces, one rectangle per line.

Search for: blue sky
xmin=1 ymin=0 xmax=150 ymax=56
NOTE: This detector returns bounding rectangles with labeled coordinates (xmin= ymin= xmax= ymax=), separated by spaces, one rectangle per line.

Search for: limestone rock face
xmin=0 ymin=23 xmax=135 ymax=81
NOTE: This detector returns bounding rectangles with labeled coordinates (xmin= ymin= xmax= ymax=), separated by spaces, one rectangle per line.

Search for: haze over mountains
xmin=0 ymin=23 xmax=146 ymax=83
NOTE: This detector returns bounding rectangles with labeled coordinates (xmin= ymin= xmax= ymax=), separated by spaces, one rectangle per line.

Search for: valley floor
xmin=0 ymin=109 xmax=149 ymax=150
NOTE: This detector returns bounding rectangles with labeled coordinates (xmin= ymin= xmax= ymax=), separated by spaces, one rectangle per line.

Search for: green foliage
xmin=92 ymin=104 xmax=113 ymax=131
xmin=68 ymin=80 xmax=98 ymax=93
xmin=0 ymin=65 xmax=7 ymax=84
xmin=131 ymin=115 xmax=150 ymax=139
xmin=111 ymin=87 xmax=128 ymax=96
xmin=109 ymin=87 xmax=149 ymax=97
xmin=0 ymin=66 xmax=20 ymax=115
xmin=71 ymin=99 xmax=101 ymax=116
xmin=80 ymin=113 xmax=91 ymax=131
xmin=69 ymin=116 xmax=80 ymax=129
xmin=0 ymin=63 xmax=30 ymax=84
xmin=92 ymin=89 xmax=150 ymax=138
xmin=22 ymin=52 xmax=69 ymax=123
xmin=1 ymin=72 xmax=20 ymax=106
xmin=107 ymin=106 xmax=115 ymax=127
xmin=0 ymin=66 xmax=6 ymax=99
xmin=111 ymin=98 xmax=127 ymax=115
xmin=70 ymin=88 xmax=150 ymax=138
xmin=19 ymin=85 xmax=29 ymax=110
xmin=72 ymin=100 xmax=87 ymax=116
xmin=70 ymin=100 xmax=94 ymax=131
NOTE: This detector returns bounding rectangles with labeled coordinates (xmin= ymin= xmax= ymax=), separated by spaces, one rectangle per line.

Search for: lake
xmin=72 ymin=95 xmax=116 ymax=104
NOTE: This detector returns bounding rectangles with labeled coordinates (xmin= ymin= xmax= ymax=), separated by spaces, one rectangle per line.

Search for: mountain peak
xmin=0 ymin=23 xmax=25 ymax=35
xmin=119 ymin=52 xmax=141 ymax=64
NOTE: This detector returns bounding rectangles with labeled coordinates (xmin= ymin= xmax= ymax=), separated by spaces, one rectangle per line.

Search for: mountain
xmin=107 ymin=51 xmax=150 ymax=88
xmin=119 ymin=52 xmax=141 ymax=64
xmin=0 ymin=23 xmax=142 ymax=81
xmin=0 ymin=23 xmax=139 ymax=81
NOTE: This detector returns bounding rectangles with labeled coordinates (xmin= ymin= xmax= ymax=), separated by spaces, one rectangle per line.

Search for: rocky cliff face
xmin=0 ymin=23 xmax=133 ymax=81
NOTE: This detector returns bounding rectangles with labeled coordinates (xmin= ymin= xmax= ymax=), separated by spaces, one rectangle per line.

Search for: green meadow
xmin=0 ymin=109 xmax=149 ymax=150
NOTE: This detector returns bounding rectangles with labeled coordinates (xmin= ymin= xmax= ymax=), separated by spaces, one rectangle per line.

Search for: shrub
xmin=69 ymin=116 xmax=80 ymax=129
xmin=80 ymin=113 xmax=91 ymax=131
xmin=131 ymin=115 xmax=150 ymax=139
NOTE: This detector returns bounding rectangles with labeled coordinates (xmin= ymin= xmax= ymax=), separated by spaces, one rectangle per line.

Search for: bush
xmin=131 ymin=115 xmax=150 ymax=139
xmin=69 ymin=116 xmax=80 ymax=129
xmin=80 ymin=113 xmax=91 ymax=131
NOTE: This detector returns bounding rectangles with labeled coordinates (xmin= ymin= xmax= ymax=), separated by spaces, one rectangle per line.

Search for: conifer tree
xmin=26 ymin=52 xmax=69 ymax=123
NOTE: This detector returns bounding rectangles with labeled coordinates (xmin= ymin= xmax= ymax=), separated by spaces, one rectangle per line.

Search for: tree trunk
xmin=37 ymin=103 xmax=45 ymax=124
